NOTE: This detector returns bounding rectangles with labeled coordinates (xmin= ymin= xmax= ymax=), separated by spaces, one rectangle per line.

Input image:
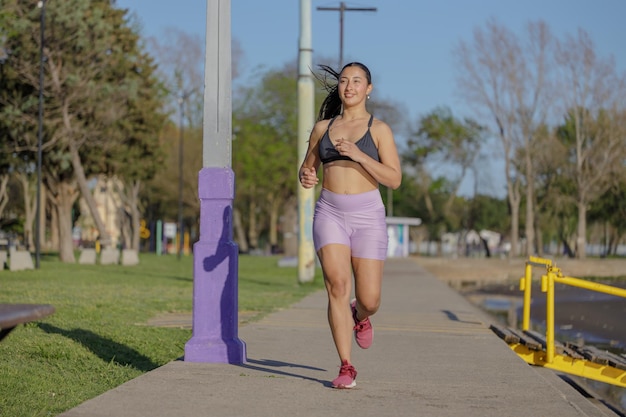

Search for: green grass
xmin=0 ymin=253 xmax=324 ymax=417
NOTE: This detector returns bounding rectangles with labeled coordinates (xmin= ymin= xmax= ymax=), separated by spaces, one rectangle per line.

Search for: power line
xmin=317 ymin=2 xmax=377 ymax=68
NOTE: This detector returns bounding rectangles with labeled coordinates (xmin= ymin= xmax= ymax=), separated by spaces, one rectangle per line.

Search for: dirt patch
xmin=411 ymin=256 xmax=626 ymax=286
xmin=145 ymin=311 xmax=260 ymax=329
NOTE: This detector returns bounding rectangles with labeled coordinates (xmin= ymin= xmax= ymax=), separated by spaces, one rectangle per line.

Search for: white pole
xmin=203 ymin=0 xmax=231 ymax=168
xmin=297 ymin=0 xmax=316 ymax=283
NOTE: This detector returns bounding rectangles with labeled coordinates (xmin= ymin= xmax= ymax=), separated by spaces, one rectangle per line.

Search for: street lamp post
xmin=35 ymin=0 xmax=46 ymax=269
xmin=184 ymin=0 xmax=246 ymax=364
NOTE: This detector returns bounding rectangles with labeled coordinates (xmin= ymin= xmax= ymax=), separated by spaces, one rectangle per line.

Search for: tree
xmin=0 ymin=141 xmax=11 ymax=223
xmin=528 ymin=125 xmax=573 ymax=256
xmin=409 ymin=107 xmax=482 ymax=216
xmin=588 ymin=179 xmax=626 ymax=256
xmin=101 ymin=49 xmax=167 ymax=250
xmin=0 ymin=173 xmax=10 ymax=226
xmin=455 ymin=20 xmax=554 ymax=257
xmin=553 ymin=29 xmax=626 ymax=258
xmin=403 ymin=107 xmax=483 ymax=246
xmin=466 ymin=194 xmax=509 ymax=235
xmin=1 ymin=0 xmax=167 ymax=261
xmin=144 ymin=29 xmax=245 ymax=244
xmin=232 ymin=64 xmax=300 ymax=252
xmin=0 ymin=2 xmax=50 ymax=246
xmin=146 ymin=27 xmax=243 ymax=125
xmin=143 ymin=122 xmax=202 ymax=235
xmin=0 ymin=20 xmax=11 ymax=220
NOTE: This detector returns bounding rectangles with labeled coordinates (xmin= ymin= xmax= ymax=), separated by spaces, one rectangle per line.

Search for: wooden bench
xmin=0 ymin=303 xmax=55 ymax=342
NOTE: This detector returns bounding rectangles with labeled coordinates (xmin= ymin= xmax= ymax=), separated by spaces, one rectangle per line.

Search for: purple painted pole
xmin=184 ymin=0 xmax=246 ymax=363
xmin=184 ymin=168 xmax=245 ymax=363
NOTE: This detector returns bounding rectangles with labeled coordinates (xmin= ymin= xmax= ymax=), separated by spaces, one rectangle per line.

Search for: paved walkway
xmin=59 ymin=259 xmax=616 ymax=417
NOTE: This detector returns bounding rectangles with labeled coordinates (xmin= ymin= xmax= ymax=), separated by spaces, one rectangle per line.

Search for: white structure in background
xmin=479 ymin=229 xmax=502 ymax=253
xmin=76 ymin=176 xmax=124 ymax=248
xmin=386 ymin=217 xmax=422 ymax=258
xmin=465 ymin=230 xmax=481 ymax=246
xmin=426 ymin=229 xmax=503 ymax=257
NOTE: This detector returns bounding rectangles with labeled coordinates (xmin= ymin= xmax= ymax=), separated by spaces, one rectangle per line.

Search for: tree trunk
xmin=524 ymin=153 xmax=535 ymax=256
xmin=560 ymin=234 xmax=575 ymax=258
xmin=509 ymin=195 xmax=520 ymax=257
xmin=576 ymin=201 xmax=587 ymax=259
xmin=481 ymin=237 xmax=491 ymax=258
xmin=0 ymin=174 xmax=9 ymax=219
xmin=233 ymin=208 xmax=248 ymax=253
xmin=40 ymin=186 xmax=47 ymax=250
xmin=68 ymin=141 xmax=112 ymax=248
xmin=609 ymin=233 xmax=618 ymax=256
xmin=281 ymin=198 xmax=297 ymax=257
xmin=52 ymin=181 xmax=79 ymax=263
xmin=17 ymin=173 xmax=37 ymax=251
xmin=113 ymin=178 xmax=142 ymax=250
xmin=505 ymin=171 xmax=521 ymax=258
xmin=247 ymin=200 xmax=259 ymax=249
xmin=49 ymin=196 xmax=59 ymax=252
xmin=130 ymin=181 xmax=141 ymax=251
xmin=268 ymin=197 xmax=279 ymax=249
xmin=120 ymin=214 xmax=132 ymax=250
xmin=535 ymin=221 xmax=544 ymax=257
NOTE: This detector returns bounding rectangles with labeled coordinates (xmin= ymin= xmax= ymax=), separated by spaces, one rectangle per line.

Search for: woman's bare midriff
xmin=322 ymin=161 xmax=378 ymax=194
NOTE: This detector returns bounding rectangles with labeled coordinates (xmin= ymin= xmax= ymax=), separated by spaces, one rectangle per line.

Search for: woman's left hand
xmin=335 ymin=139 xmax=363 ymax=163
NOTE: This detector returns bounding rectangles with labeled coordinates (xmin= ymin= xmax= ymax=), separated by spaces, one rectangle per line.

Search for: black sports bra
xmin=319 ymin=115 xmax=380 ymax=164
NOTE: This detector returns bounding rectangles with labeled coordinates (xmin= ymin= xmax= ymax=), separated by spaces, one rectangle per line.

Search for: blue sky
xmin=115 ymin=0 xmax=626 ymax=196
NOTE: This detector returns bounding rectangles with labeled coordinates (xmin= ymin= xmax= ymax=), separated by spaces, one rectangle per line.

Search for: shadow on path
xmin=441 ymin=309 xmax=483 ymax=325
xmin=239 ymin=358 xmax=331 ymax=387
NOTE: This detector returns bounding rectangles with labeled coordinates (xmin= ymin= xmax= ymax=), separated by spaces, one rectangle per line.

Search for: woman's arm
xmin=298 ymin=120 xmax=325 ymax=189
xmin=334 ymin=119 xmax=402 ymax=189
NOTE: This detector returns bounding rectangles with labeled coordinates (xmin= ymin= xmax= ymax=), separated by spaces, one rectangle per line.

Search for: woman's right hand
xmin=299 ymin=167 xmax=319 ymax=189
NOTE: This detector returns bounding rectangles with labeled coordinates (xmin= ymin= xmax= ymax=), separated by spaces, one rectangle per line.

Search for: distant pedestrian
xmin=299 ymin=62 xmax=402 ymax=388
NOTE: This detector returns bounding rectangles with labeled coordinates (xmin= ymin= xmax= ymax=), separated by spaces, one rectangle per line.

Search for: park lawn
xmin=0 ymin=253 xmax=323 ymax=417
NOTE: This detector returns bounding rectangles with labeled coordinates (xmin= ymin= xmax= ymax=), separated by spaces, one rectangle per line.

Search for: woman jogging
xmin=299 ymin=62 xmax=402 ymax=389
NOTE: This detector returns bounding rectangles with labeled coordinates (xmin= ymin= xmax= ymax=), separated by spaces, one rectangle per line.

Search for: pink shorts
xmin=313 ymin=189 xmax=388 ymax=260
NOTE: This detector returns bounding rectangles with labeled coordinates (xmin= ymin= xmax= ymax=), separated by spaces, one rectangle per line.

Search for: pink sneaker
xmin=351 ymin=299 xmax=373 ymax=349
xmin=332 ymin=360 xmax=357 ymax=389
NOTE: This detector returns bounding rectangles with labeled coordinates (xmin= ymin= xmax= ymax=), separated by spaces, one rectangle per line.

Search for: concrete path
xmin=58 ymin=259 xmax=616 ymax=417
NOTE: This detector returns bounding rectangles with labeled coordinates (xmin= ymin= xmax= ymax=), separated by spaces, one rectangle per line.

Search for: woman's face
xmin=338 ymin=66 xmax=372 ymax=108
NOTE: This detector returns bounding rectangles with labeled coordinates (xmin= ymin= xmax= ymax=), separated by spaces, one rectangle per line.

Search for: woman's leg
xmin=350 ymin=257 xmax=384 ymax=349
xmin=318 ymin=243 xmax=353 ymax=363
xmin=352 ymin=257 xmax=384 ymax=320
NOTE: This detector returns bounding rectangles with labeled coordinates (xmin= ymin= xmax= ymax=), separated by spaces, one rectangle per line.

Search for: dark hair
xmin=314 ymin=62 xmax=372 ymax=121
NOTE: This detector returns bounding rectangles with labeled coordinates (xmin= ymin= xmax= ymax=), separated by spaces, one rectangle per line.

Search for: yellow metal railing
xmin=519 ymin=256 xmax=626 ymax=364
xmin=512 ymin=256 xmax=626 ymax=387
xmin=519 ymin=256 xmax=553 ymax=331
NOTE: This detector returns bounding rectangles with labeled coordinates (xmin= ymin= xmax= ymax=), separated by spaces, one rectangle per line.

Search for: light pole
xmin=35 ymin=0 xmax=46 ymax=269
xmin=184 ymin=0 xmax=246 ymax=364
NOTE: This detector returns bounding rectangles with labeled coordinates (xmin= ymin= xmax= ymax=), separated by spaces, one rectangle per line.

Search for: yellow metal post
xmin=521 ymin=263 xmax=532 ymax=331
xmin=544 ymin=269 xmax=556 ymax=363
